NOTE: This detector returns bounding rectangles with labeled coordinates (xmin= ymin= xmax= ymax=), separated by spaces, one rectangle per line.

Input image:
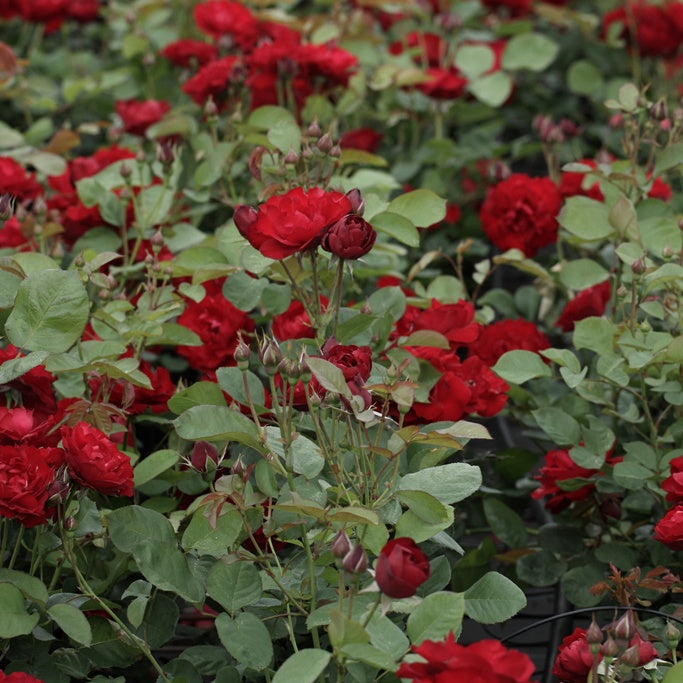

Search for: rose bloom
xmin=0 ymin=444 xmax=64 ymax=527
xmin=602 ymin=2 xmax=682 ymax=57
xmin=193 ymin=0 xmax=258 ymax=48
xmin=0 ymin=672 xmax=47 ymax=682
xmin=468 ymin=318 xmax=550 ymax=366
xmin=0 ymin=216 xmax=37 ymax=251
xmin=655 ymin=505 xmax=683 ymax=550
xmin=397 ymin=632 xmax=535 ymax=683
xmin=555 ymin=280 xmax=611 ymax=332
xmin=234 ymin=187 xmax=352 ymax=260
xmin=65 ymin=0 xmax=100 ymax=22
xmin=115 ymin=99 xmax=171 ymax=136
xmin=161 ymin=39 xmax=218 ymax=68
xmin=394 ymin=299 xmax=481 ymax=348
xmin=61 ymin=422 xmax=134 ymax=497
xmin=0 ymin=345 xmax=56 ymax=420
xmin=271 ymin=298 xmax=328 ymax=341
xmin=321 ymin=214 xmax=376 ymax=259
xmin=176 ymin=277 xmax=255 ymax=373
xmin=0 ymin=157 xmax=43 ymax=201
xmin=340 ymin=128 xmax=383 ymax=152
xmin=389 ymin=31 xmax=448 ymax=68
xmin=480 ymin=174 xmax=562 ymax=257
xmin=17 ymin=0 xmax=67 ymax=22
xmin=482 ymin=0 xmax=568 ymax=16
xmin=419 ymin=67 xmax=468 ymax=100
xmin=182 ymin=56 xmax=243 ymax=106
xmin=0 ymin=406 xmax=62 ymax=447
xmin=552 ymin=628 xmax=597 ymax=683
xmin=375 ymin=537 xmax=430 ymax=598
xmin=662 ymin=455 xmax=683 ymax=502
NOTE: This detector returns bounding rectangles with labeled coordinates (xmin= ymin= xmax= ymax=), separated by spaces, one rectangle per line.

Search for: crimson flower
xmin=374 ymin=537 xmax=430 ymax=598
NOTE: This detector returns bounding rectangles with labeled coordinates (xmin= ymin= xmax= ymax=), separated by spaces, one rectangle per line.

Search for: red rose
xmin=65 ymin=0 xmax=100 ymax=22
xmin=297 ymin=43 xmax=358 ymax=86
xmin=468 ymin=318 xmax=550 ymax=366
xmin=0 ymin=444 xmax=64 ymax=527
xmin=0 ymin=216 xmax=36 ymax=251
xmin=340 ymin=128 xmax=383 ymax=152
xmin=115 ymin=99 xmax=171 ymax=136
xmin=323 ymin=340 xmax=372 ymax=384
xmin=552 ymin=628 xmax=597 ymax=683
xmin=193 ymin=0 xmax=258 ymax=48
xmin=662 ymin=455 xmax=683 ymax=502
xmin=0 ymin=345 xmax=56 ymax=420
xmin=375 ymin=537 xmax=430 ymax=598
xmin=654 ymin=505 xmax=683 ymax=550
xmin=176 ymin=278 xmax=255 ymax=373
xmin=161 ymin=39 xmax=218 ymax=68
xmin=0 ymin=672 xmax=47 ymax=682
xmin=234 ymin=187 xmax=352 ymax=259
xmin=389 ymin=31 xmax=447 ymax=67
xmin=0 ymin=157 xmax=43 ymax=201
xmin=321 ymin=214 xmax=376 ymax=259
xmin=17 ymin=0 xmax=67 ymax=22
xmin=457 ymin=355 xmax=509 ymax=417
xmin=555 ymin=281 xmax=611 ymax=332
xmin=479 ymin=174 xmax=562 ymax=257
xmin=396 ymin=299 xmax=481 ymax=348
xmin=61 ymin=422 xmax=134 ymax=497
xmin=182 ymin=56 xmax=243 ymax=106
xmin=272 ymin=298 xmax=328 ymax=341
xmin=397 ymin=632 xmax=535 ymax=683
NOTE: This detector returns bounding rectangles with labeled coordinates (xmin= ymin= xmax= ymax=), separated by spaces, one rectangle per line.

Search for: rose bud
xmin=613 ymin=611 xmax=635 ymax=646
xmin=343 ymin=544 xmax=368 ymax=575
xmin=190 ymin=440 xmax=220 ymax=471
xmin=344 ymin=188 xmax=364 ymax=216
xmin=321 ymin=214 xmax=376 ymax=260
xmin=331 ymin=530 xmax=351 ymax=560
xmin=374 ymin=537 xmax=430 ymax=598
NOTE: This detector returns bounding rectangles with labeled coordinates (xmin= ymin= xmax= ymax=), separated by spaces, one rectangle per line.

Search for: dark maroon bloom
xmin=182 ymin=56 xmax=243 ymax=106
xmin=161 ymin=39 xmax=218 ymax=68
xmin=555 ymin=281 xmax=611 ymax=332
xmin=375 ymin=537 xmax=430 ymax=598
xmin=321 ymin=214 xmax=376 ymax=259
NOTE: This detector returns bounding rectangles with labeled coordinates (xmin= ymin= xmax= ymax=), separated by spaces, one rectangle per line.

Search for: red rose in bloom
xmin=395 ymin=299 xmax=481 ymax=348
xmin=323 ymin=340 xmax=372 ymax=384
xmin=161 ymin=39 xmax=218 ymax=68
xmin=655 ymin=505 xmax=683 ymax=550
xmin=61 ymin=422 xmax=134 ymax=497
xmin=182 ymin=56 xmax=243 ymax=106
xmin=559 ymin=160 xmax=605 ymax=201
xmin=65 ymin=0 xmax=100 ymax=22
xmin=17 ymin=0 xmax=67 ymax=21
xmin=340 ymin=128 xmax=383 ymax=152
xmin=457 ymin=355 xmax=509 ymax=417
xmin=602 ymin=2 xmax=682 ymax=57
xmin=115 ymin=99 xmax=171 ymax=136
xmin=532 ymin=448 xmax=620 ymax=513
xmin=479 ymin=174 xmax=562 ymax=257
xmin=176 ymin=278 xmax=255 ymax=373
xmin=0 ymin=406 xmax=62 ymax=447
xmin=193 ymin=0 xmax=258 ymax=48
xmin=389 ymin=31 xmax=447 ymax=67
xmin=552 ymin=628 xmax=597 ymax=683
xmin=0 ymin=216 xmax=36 ymax=251
xmin=419 ymin=67 xmax=468 ymax=100
xmin=272 ymin=298 xmax=327 ymax=341
xmin=481 ymin=0 xmax=532 ymax=16
xmin=0 ymin=157 xmax=43 ymax=201
xmin=234 ymin=187 xmax=352 ymax=260
xmin=375 ymin=537 xmax=430 ymax=598
xmin=468 ymin=318 xmax=550 ymax=366
xmin=0 ymin=345 xmax=56 ymax=420
xmin=321 ymin=214 xmax=376 ymax=259
xmin=662 ymin=455 xmax=683 ymax=502
xmin=555 ymin=280 xmax=611 ymax=332
xmin=397 ymin=632 xmax=535 ymax=683
xmin=0 ymin=671 xmax=47 ymax=682
xmin=0 ymin=445 xmax=64 ymax=527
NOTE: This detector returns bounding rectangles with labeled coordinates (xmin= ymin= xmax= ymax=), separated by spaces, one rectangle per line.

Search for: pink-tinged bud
xmin=0 ymin=193 xmax=13 ymax=220
xmin=330 ymin=144 xmax=342 ymax=158
xmin=631 ymin=257 xmax=646 ymax=275
xmin=331 ymin=530 xmax=351 ymax=559
xmin=609 ymin=113 xmax=623 ymax=128
xmin=119 ymin=162 xmax=132 ymax=180
xmin=601 ymin=635 xmax=618 ymax=658
xmin=259 ymin=337 xmax=281 ymax=375
xmin=344 ymin=188 xmax=365 ymax=216
xmin=306 ymin=119 xmax=322 ymax=138
xmin=620 ymin=644 xmax=640 ymax=668
xmin=46 ymin=479 xmax=69 ymax=506
xmin=321 ymin=214 xmax=376 ymax=260
xmin=283 ymin=148 xmax=299 ymax=164
xmin=586 ymin=618 xmax=603 ymax=655
xmin=63 ymin=516 xmax=77 ymax=531
xmin=600 ymin=498 xmax=621 ymax=520
xmin=156 ymin=140 xmax=174 ymax=165
xmin=233 ymin=336 xmax=251 ymax=370
xmin=559 ymin=119 xmax=579 ymax=138
xmin=492 ymin=161 xmax=511 ymax=182
xmin=613 ymin=611 xmax=635 ymax=645
xmin=33 ymin=196 xmax=47 ymax=216
xmin=317 ymin=133 xmax=333 ymax=153
xmin=190 ymin=441 xmax=220 ymax=471
xmin=342 ymin=544 xmax=368 ymax=574
xmin=660 ymin=119 xmax=672 ymax=131
xmin=298 ymin=357 xmax=311 ymax=383
xmin=150 ymin=230 xmax=164 ymax=247
xmin=233 ymin=205 xmax=258 ymax=240
xmin=204 ymin=96 xmax=218 ymax=118
xmin=666 ymin=621 xmax=680 ymax=648
xmin=248 ymin=146 xmax=266 ymax=181
xmin=650 ymin=99 xmax=667 ymax=121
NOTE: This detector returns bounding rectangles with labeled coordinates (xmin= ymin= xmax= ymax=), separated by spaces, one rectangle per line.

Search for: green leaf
xmin=464 ymin=572 xmax=527 ymax=623
xmin=653 ymin=142 xmax=683 ymax=177
xmin=467 ymin=71 xmax=513 ymax=108
xmin=567 ymin=59 xmax=603 ymax=96
xmin=492 ymin=350 xmax=551 ymax=384
xmin=0 ymin=583 xmax=40 ymax=637
xmin=215 ymin=612 xmax=273 ymax=671
xmin=613 ymin=460 xmax=655 ymax=490
xmin=136 ymin=184 xmax=175 ymax=231
xmin=365 ymin=614 xmax=410 ymax=660
xmin=107 ymin=505 xmax=176 ymax=551
xmin=0 ymin=351 xmax=48 ymax=385
xmin=173 ymin=405 xmax=262 ymax=449
xmin=516 ymin=550 xmax=567 ymax=587
xmin=371 ymin=211 xmax=420 ymax=247
xmin=559 ymin=259 xmax=610 ymax=290
xmin=216 ymin=367 xmax=266 ymax=408
xmin=304 ymin=356 xmax=352 ymax=400
xmin=455 ymin=45 xmax=495 ymax=79
xmin=181 ymin=508 xmax=244 ymax=557
xmin=395 ymin=491 xmax=451 ymax=525
xmin=662 ymin=660 xmax=683 ymax=683
xmin=222 ymin=271 xmax=267 ymax=311
xmin=573 ymin=317 xmax=617 ymax=356
xmin=532 ymin=407 xmax=581 ymax=446
xmin=561 ymin=565 xmax=605 ymax=607
xmin=482 ymin=498 xmax=527 ymax=548
xmin=167 ymin=381 xmax=227 ymax=415
xmin=502 ymin=33 xmax=559 ymax=71
xmin=395 ymin=506 xmax=454 ymax=543
xmin=48 ymin=603 xmax=92 ymax=646
xmin=398 ymin=463 xmax=482 ymax=504
xmin=272 ymin=649 xmax=331 ymax=683
xmin=0 ymin=270 xmax=21 ymax=308
xmin=248 ymin=106 xmax=301 ymax=154
xmin=133 ymin=449 xmax=179 ymax=487
xmin=558 ymin=196 xmax=614 ymax=242
xmin=339 ymin=643 xmax=397 ymax=671
xmin=207 ymin=561 xmax=262 ymax=614
xmin=407 ymin=592 xmax=465 ymax=644
xmin=0 ymin=569 xmax=48 ymax=605
xmin=386 ymin=189 xmax=446 ymax=228
xmin=5 ymin=269 xmax=89 ymax=352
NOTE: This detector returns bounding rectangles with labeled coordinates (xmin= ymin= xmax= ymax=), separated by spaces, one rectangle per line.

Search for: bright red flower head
xmin=115 ymin=99 xmax=171 ymax=136
xmin=398 ymin=632 xmax=535 ymax=683
xmin=555 ymin=281 xmax=611 ymax=332
xmin=0 ymin=671 xmax=48 ymax=682
xmin=182 ymin=56 xmax=243 ymax=106
xmin=0 ymin=157 xmax=43 ymax=201
xmin=161 ymin=39 xmax=218 ymax=68
xmin=271 ymin=298 xmax=328 ymax=341
xmin=479 ymin=174 xmax=562 ymax=257
xmin=468 ymin=318 xmax=550 ymax=366
xmin=234 ymin=187 xmax=352 ymax=259
xmin=655 ymin=505 xmax=683 ymax=550
xmin=193 ymin=0 xmax=258 ymax=48
xmin=552 ymin=628 xmax=597 ymax=683
xmin=61 ymin=422 xmax=134 ymax=497
xmin=375 ymin=537 xmax=430 ymax=598
xmin=662 ymin=455 xmax=683 ymax=502
xmin=321 ymin=214 xmax=376 ymax=259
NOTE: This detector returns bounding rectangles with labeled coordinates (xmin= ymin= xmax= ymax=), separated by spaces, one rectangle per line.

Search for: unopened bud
xmin=601 ymin=635 xmax=618 ymax=658
xmin=586 ymin=618 xmax=603 ymax=655
xmin=298 ymin=358 xmax=311 ymax=383
xmin=609 ymin=113 xmax=623 ymax=128
xmin=342 ymin=544 xmax=368 ymax=574
xmin=666 ymin=621 xmax=681 ymax=649
xmin=119 ymin=162 xmax=132 ymax=179
xmin=142 ymin=53 xmax=155 ymax=67
xmin=317 ymin=133 xmax=333 ymax=153
xmin=63 ymin=516 xmax=77 ymax=531
xmin=283 ymin=148 xmax=298 ymax=164
xmin=46 ymin=479 xmax=69 ymax=506
xmin=613 ymin=611 xmax=635 ymax=645
xmin=492 ymin=160 xmax=511 ymax=182
xmin=278 ymin=357 xmax=298 ymax=384
xmin=33 ymin=196 xmax=47 ymax=216
xmin=616 ymin=284 xmax=628 ymax=298
xmin=640 ymin=320 xmax=651 ymax=333
xmin=631 ymin=257 xmax=646 ymax=275
xmin=345 ymin=188 xmax=365 ymax=216
xmin=234 ymin=337 xmax=251 ymax=370
xmin=150 ymin=230 xmax=164 ymax=247
xmin=156 ymin=140 xmax=174 ymax=166
xmin=306 ymin=119 xmax=322 ymax=138
xmin=650 ymin=99 xmax=667 ymax=121
xmin=331 ymin=530 xmax=351 ymax=560
xmin=204 ymin=96 xmax=218 ymax=118
xmin=73 ymin=254 xmax=85 ymax=267
xmin=329 ymin=144 xmax=342 ymax=158
xmin=259 ymin=337 xmax=281 ymax=375
xmin=663 ymin=244 xmax=674 ymax=259
xmin=620 ymin=644 xmax=640 ymax=668
xmin=190 ymin=440 xmax=220 ymax=471
xmin=301 ymin=146 xmax=313 ymax=159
